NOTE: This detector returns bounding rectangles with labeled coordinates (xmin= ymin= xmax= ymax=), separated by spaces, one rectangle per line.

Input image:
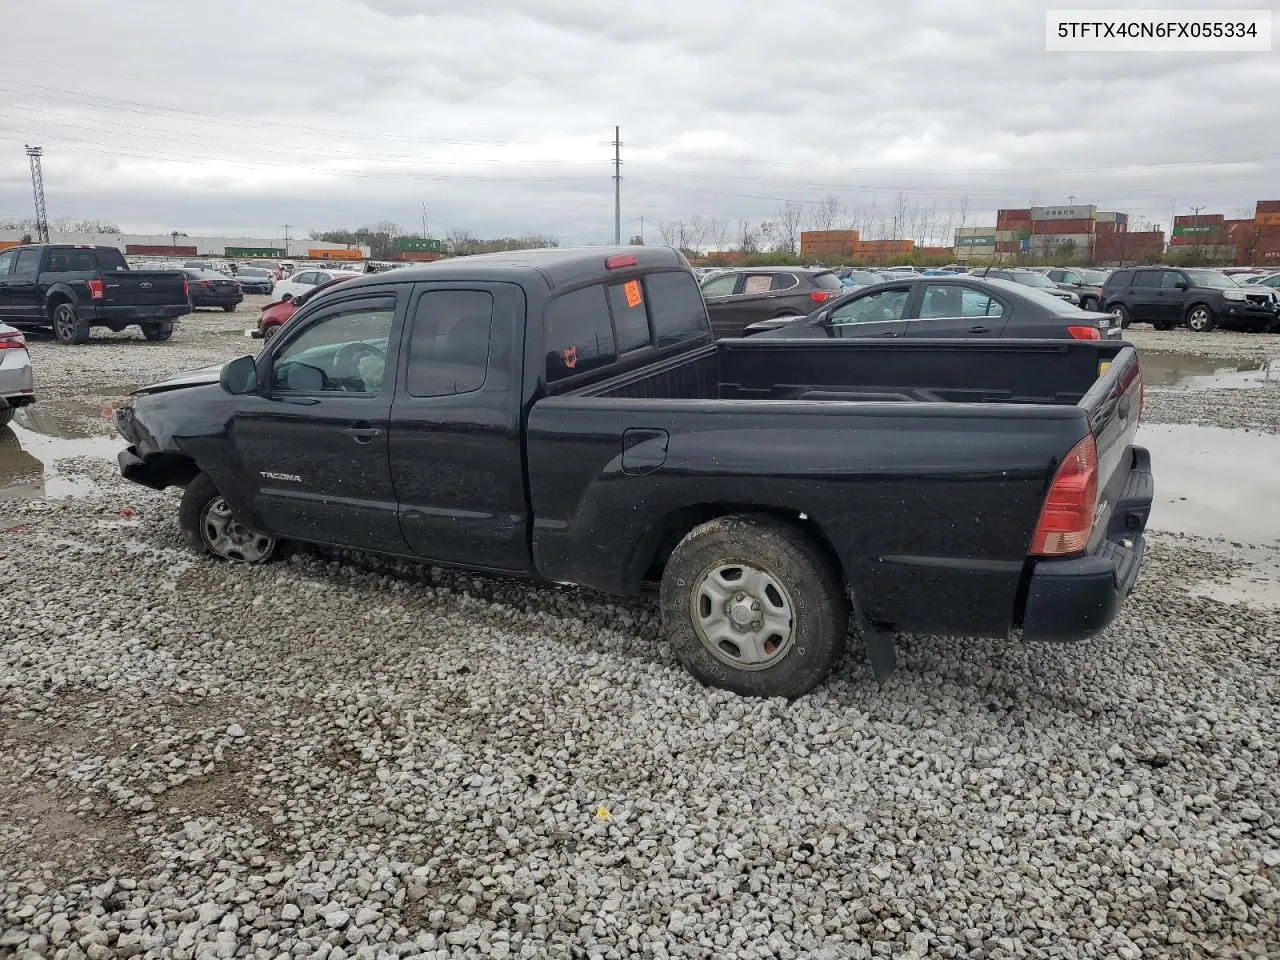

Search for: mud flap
xmin=864 ymin=629 xmax=897 ymax=682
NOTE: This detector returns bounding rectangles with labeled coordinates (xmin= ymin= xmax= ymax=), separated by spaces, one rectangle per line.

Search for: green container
xmin=395 ymin=237 xmax=441 ymax=252
xmin=224 ymin=246 xmax=287 ymax=258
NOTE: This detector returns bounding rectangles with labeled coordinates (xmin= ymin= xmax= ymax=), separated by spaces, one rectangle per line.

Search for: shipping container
xmin=1256 ymin=212 xmax=1280 ymax=227
xmin=0 ymin=239 xmax=23 ymax=251
xmin=996 ymin=208 xmax=1030 ymax=227
xmin=308 ymin=248 xmax=363 ymax=260
xmin=224 ymin=246 xmax=287 ymax=258
xmin=1256 ymin=224 xmax=1280 ymax=239
xmin=916 ymin=246 xmax=953 ymax=256
xmin=1031 ymin=218 xmax=1095 ymax=235
xmin=126 ymin=243 xmax=198 ymax=256
xmin=954 ymin=234 xmax=997 ymax=247
xmin=1093 ymin=211 xmax=1126 ymax=223
xmin=1255 ymin=200 xmax=1280 ymax=215
xmin=1174 ymin=213 xmax=1225 ymax=226
xmin=395 ymin=237 xmax=442 ymax=253
xmin=1031 ymin=204 xmax=1097 ymax=221
xmin=393 ymin=251 xmax=445 ymax=262
xmin=995 ymin=241 xmax=1020 ymax=254
xmin=955 ymin=226 xmax=994 ymax=236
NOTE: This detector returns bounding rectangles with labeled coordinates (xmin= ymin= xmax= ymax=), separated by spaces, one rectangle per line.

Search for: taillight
xmin=183 ymin=276 xmax=190 ymax=297
xmin=810 ymin=290 xmax=835 ymax=302
xmin=86 ymin=279 xmax=104 ymax=300
xmin=1029 ymin=435 xmax=1098 ymax=557
xmin=605 ymin=254 xmax=637 ymax=269
xmin=197 ymin=280 xmax=213 ymax=288
xmin=1067 ymin=325 xmax=1100 ymax=340
xmin=0 ymin=331 xmax=26 ymax=350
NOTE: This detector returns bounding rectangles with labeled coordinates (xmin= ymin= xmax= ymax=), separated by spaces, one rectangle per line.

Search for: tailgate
xmin=103 ymin=271 xmax=190 ymax=307
xmin=1079 ymin=343 xmax=1149 ymax=545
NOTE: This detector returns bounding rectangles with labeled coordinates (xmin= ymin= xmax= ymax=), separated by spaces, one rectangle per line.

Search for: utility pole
xmin=612 ymin=125 xmax=622 ymax=245
xmin=25 ymin=145 xmax=49 ymax=243
xmin=640 ymin=216 xmax=644 ymax=244
xmin=282 ymin=224 xmax=291 ymax=254
xmin=1068 ymin=194 xmax=1075 ymax=206
xmin=1190 ymin=205 xmax=1204 ymax=263
xmin=421 ymin=202 xmax=430 ymax=240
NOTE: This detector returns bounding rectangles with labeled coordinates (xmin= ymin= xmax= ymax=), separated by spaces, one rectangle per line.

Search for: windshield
xmin=1010 ymin=271 xmax=1057 ymax=288
xmin=1078 ymin=269 xmax=1109 ymax=284
xmin=1186 ymin=271 xmax=1239 ymax=289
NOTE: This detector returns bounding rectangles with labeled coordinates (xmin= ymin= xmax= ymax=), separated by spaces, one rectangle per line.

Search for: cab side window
xmin=545 ymin=285 xmax=616 ymax=383
xmin=405 ymin=290 xmax=493 ymax=397
xmin=272 ymin=301 xmax=395 ymax=395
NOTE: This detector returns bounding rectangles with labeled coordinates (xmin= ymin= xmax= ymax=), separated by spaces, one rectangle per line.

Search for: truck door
xmin=0 ymin=248 xmax=44 ymax=324
xmin=388 ymin=282 xmax=530 ymax=573
xmin=230 ymin=291 xmax=404 ymax=550
xmin=0 ymin=249 xmax=17 ymax=323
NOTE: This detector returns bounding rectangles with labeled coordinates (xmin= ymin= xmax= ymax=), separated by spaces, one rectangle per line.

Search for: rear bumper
xmin=83 ymin=304 xmax=191 ymax=323
xmin=1021 ymin=445 xmax=1153 ymax=642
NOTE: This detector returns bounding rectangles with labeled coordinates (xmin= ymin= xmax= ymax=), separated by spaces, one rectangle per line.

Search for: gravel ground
xmin=1 ymin=309 xmax=1278 ymax=960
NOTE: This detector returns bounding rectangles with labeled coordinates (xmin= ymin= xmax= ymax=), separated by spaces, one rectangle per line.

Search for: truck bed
xmin=576 ymin=337 xmax=1123 ymax=406
xmin=528 ymin=337 xmax=1143 ymax=641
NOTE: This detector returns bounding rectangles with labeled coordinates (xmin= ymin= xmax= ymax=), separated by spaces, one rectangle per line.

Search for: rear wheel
xmin=179 ymin=473 xmax=277 ymax=563
xmin=1112 ymin=304 xmax=1132 ymax=329
xmin=1186 ymin=304 xmax=1216 ymax=333
xmin=262 ymin=323 xmax=280 ymax=341
xmin=0 ymin=408 xmax=14 ymax=428
xmin=51 ymin=302 xmax=90 ymax=344
xmin=142 ymin=321 xmax=173 ymax=342
xmin=222 ymin=304 xmax=236 ymax=313
xmin=660 ymin=515 xmax=847 ymax=698
xmin=1080 ymin=296 xmax=1098 ymax=311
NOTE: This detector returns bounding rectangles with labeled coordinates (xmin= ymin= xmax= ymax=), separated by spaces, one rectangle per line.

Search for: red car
xmin=250 ymin=274 xmax=359 ymax=340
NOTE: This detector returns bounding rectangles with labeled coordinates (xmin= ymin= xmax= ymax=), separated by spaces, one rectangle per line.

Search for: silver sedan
xmin=0 ymin=322 xmax=35 ymax=427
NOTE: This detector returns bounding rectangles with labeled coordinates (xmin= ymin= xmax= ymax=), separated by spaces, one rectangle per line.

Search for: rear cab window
xmin=544 ymin=270 xmax=709 ymax=384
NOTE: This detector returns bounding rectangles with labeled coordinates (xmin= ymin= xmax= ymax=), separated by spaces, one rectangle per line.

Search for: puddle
xmin=15 ymin=401 xmax=119 ymax=440
xmin=0 ymin=425 xmax=120 ymax=500
xmin=1137 ymin=349 xmax=1274 ymax=389
xmin=1190 ymin=544 xmax=1280 ymax=609
xmin=1137 ymin=423 xmax=1280 ymax=546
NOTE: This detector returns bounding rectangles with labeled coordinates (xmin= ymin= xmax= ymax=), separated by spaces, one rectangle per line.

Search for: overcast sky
xmin=1 ymin=0 xmax=1277 ymax=244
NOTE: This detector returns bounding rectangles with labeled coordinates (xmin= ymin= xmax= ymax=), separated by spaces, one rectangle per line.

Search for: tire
xmin=142 ymin=321 xmax=174 ymax=342
xmin=222 ymin=304 xmax=236 ymax=313
xmin=660 ymin=514 xmax=847 ymax=698
xmin=1112 ymin=304 xmax=1132 ymax=329
xmin=0 ymin=408 xmax=13 ymax=428
xmin=179 ymin=473 xmax=277 ymax=563
xmin=1080 ymin=296 xmax=1097 ymax=312
xmin=1153 ymin=322 xmax=1174 ymax=331
xmin=1186 ymin=304 xmax=1216 ymax=333
xmin=51 ymin=302 xmax=90 ymax=344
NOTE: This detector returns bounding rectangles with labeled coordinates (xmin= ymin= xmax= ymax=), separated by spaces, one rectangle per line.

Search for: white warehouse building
xmin=0 ymin=229 xmax=370 ymax=260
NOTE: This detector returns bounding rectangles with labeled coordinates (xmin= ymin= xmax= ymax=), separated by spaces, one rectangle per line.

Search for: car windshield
xmin=1010 ymin=271 xmax=1057 ymax=288
xmin=810 ymin=271 xmax=844 ymax=290
xmin=1186 ymin=271 xmax=1239 ymax=289
xmin=1078 ymin=269 xmax=1109 ymax=284
xmin=849 ymin=270 xmax=883 ymax=285
xmin=188 ymin=269 xmax=224 ymax=280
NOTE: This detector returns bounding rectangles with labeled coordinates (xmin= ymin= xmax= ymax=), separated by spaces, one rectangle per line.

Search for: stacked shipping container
xmin=799 ymin=230 xmax=859 ymax=259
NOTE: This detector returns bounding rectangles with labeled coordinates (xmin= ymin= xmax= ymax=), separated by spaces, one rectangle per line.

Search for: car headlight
xmin=1222 ymin=289 xmax=1247 ymax=301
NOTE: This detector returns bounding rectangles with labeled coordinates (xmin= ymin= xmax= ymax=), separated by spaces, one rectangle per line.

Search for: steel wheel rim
xmin=54 ymin=306 xmax=75 ymax=340
xmin=1188 ymin=308 xmax=1210 ymax=331
xmin=201 ymin=497 xmax=274 ymax=562
xmin=691 ymin=560 xmax=796 ymax=671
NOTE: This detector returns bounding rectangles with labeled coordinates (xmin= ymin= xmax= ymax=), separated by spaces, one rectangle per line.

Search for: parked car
xmin=969 ymin=267 xmax=1080 ymax=306
xmin=249 ymin=274 xmax=360 ymax=340
xmin=0 ymin=244 xmax=191 ymax=343
xmin=272 ymin=268 xmax=364 ymax=303
xmin=183 ymin=260 xmax=216 ymax=272
xmin=0 ymin=322 xmax=35 ymax=427
xmin=1101 ymin=266 xmax=1280 ymax=332
xmin=1253 ymin=273 xmax=1280 ymax=289
xmin=234 ymin=266 xmax=275 ymax=295
xmin=1044 ymin=267 xmax=1110 ymax=310
xmin=742 ymin=276 xmax=1120 ymax=340
xmin=114 ymin=246 xmax=1152 ymax=698
xmin=698 ymin=267 xmax=844 ymax=337
xmin=181 ymin=269 xmax=244 ymax=312
xmin=835 ymin=268 xmax=886 ymax=287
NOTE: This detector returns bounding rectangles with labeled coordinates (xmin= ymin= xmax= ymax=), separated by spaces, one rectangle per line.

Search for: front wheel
xmin=51 ymin=302 xmax=90 ymax=344
xmin=1112 ymin=304 xmax=1132 ymax=329
xmin=660 ymin=515 xmax=847 ymax=698
xmin=142 ymin=321 xmax=173 ymax=342
xmin=179 ymin=473 xmax=277 ymax=563
xmin=1186 ymin=305 xmax=1216 ymax=333
xmin=0 ymin=408 xmax=14 ymax=428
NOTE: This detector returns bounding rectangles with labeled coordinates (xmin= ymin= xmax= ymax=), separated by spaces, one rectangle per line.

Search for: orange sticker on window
xmin=623 ymin=280 xmax=642 ymax=308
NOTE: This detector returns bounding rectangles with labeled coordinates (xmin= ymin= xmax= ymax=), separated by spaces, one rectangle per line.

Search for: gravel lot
xmin=1 ymin=307 xmax=1278 ymax=960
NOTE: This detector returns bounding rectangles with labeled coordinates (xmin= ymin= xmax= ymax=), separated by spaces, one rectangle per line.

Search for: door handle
xmin=342 ymin=424 xmax=382 ymax=443
xmin=879 ymin=331 xmax=898 ymax=337
xmin=968 ymin=325 xmax=990 ymax=333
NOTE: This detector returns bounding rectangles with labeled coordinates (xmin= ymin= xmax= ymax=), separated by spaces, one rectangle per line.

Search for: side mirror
xmin=220 ymin=355 xmax=259 ymax=395
xmin=817 ymin=310 xmax=831 ymax=324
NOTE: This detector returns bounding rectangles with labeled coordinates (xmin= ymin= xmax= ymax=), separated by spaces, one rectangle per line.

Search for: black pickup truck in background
xmin=0 ymin=244 xmax=191 ymax=343
xmin=114 ymin=247 xmax=1153 ymax=698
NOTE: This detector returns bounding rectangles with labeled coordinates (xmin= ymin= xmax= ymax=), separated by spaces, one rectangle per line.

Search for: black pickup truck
xmin=0 ymin=244 xmax=191 ymax=343
xmin=114 ymin=247 xmax=1153 ymax=697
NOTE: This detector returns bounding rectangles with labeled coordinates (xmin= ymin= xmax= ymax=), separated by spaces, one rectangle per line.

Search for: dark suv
xmin=1101 ymin=267 xmax=1279 ymax=332
xmin=698 ymin=267 xmax=844 ymax=338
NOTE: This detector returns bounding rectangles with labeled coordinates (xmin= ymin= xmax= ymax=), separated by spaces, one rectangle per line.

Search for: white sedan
xmin=272 ymin=268 xmax=364 ymax=302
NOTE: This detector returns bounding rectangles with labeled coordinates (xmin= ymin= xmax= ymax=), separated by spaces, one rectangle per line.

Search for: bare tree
xmin=806 ymin=195 xmax=845 ymax=233
xmin=657 ymin=220 xmax=685 ymax=249
xmin=892 ymin=192 xmax=910 ymax=241
xmin=956 ymin=194 xmax=970 ymax=234
xmin=771 ymin=202 xmax=805 ymax=254
xmin=685 ymin=216 xmax=711 ymax=254
xmin=706 ymin=216 xmax=732 ymax=252
xmin=736 ymin=219 xmax=761 ymax=253
xmin=446 ymin=227 xmax=480 ymax=255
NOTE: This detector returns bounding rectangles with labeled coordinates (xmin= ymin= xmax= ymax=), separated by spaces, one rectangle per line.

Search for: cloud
xmin=0 ymin=0 xmax=1277 ymax=242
